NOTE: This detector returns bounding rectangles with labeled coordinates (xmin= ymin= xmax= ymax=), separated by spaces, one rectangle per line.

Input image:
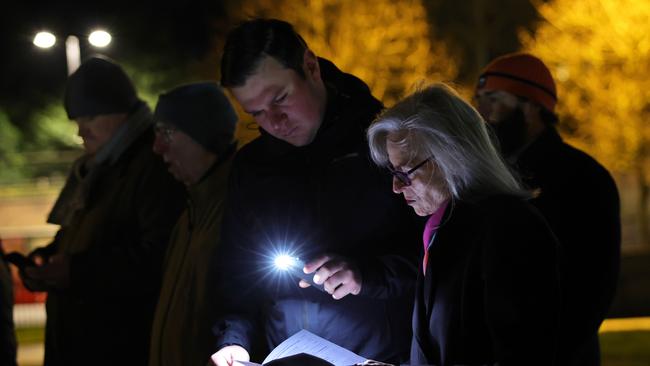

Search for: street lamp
xmin=33 ymin=29 xmax=112 ymax=75
xmin=33 ymin=32 xmax=56 ymax=48
xmin=88 ymin=30 xmax=112 ymax=48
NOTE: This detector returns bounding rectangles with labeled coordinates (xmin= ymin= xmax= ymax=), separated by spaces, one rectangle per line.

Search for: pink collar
xmin=423 ymin=200 xmax=450 ymax=248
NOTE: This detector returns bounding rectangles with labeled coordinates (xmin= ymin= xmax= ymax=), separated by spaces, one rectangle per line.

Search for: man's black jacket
xmin=516 ymin=127 xmax=621 ymax=366
xmin=214 ymin=58 xmax=421 ymax=363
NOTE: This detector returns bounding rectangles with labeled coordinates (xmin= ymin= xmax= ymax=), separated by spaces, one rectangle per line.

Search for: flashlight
xmin=274 ymin=255 xmax=325 ymax=292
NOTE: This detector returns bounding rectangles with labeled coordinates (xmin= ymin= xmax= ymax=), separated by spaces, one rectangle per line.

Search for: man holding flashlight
xmin=211 ymin=19 xmax=420 ymax=365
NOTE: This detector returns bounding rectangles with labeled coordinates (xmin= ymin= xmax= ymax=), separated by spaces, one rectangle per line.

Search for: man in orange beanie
xmin=475 ymin=53 xmax=621 ymax=366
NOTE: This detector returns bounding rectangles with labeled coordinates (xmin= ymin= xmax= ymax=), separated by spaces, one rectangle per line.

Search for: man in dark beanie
xmin=19 ymin=56 xmax=185 ymax=366
xmin=148 ymin=82 xmax=238 ymax=366
xmin=475 ymin=52 xmax=621 ymax=366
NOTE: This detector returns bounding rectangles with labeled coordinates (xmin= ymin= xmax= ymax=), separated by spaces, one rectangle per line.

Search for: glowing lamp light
xmin=33 ymin=32 xmax=56 ymax=48
xmin=88 ymin=30 xmax=112 ymax=47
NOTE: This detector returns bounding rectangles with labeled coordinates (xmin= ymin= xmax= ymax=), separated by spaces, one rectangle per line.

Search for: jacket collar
xmin=95 ymin=102 xmax=153 ymax=166
xmin=517 ymin=126 xmax=563 ymax=167
xmin=190 ymin=142 xmax=236 ymax=198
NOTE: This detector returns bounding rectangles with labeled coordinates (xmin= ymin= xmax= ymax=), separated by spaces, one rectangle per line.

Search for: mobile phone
xmin=279 ymin=257 xmax=326 ymax=292
xmin=5 ymin=252 xmax=36 ymax=271
xmin=289 ymin=259 xmax=326 ymax=292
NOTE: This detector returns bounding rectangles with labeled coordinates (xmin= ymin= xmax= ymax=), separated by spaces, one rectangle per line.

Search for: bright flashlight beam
xmin=34 ymin=32 xmax=56 ymax=48
xmin=274 ymin=255 xmax=297 ymax=270
xmin=88 ymin=30 xmax=111 ymax=47
xmin=272 ymin=254 xmax=325 ymax=292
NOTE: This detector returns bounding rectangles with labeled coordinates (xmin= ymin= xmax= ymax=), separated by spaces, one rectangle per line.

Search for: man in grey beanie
xmin=20 ymin=56 xmax=185 ymax=366
xmin=149 ymin=82 xmax=238 ymax=366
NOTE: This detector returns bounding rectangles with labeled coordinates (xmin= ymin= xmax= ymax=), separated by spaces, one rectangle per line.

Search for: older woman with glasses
xmin=367 ymin=84 xmax=562 ymax=366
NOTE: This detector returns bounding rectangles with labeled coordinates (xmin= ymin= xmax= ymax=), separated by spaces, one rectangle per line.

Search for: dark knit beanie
xmin=64 ymin=56 xmax=139 ymax=119
xmin=154 ymin=82 xmax=238 ymax=154
xmin=477 ymin=53 xmax=557 ymax=112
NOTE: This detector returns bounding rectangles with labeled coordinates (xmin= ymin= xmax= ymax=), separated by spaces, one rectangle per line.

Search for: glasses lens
xmin=388 ymin=166 xmax=411 ymax=186
xmin=395 ymin=172 xmax=411 ymax=186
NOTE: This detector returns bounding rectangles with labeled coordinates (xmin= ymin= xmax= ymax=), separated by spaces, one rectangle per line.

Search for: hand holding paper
xmin=211 ymin=345 xmax=250 ymax=366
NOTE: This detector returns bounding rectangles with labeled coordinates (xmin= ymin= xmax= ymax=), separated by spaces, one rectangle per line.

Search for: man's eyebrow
xmin=243 ymin=86 xmax=284 ymax=115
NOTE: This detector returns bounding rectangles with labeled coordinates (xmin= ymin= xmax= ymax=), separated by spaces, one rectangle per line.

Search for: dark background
xmin=0 ymin=1 xmax=229 ymax=124
xmin=0 ymin=0 xmax=545 ymax=130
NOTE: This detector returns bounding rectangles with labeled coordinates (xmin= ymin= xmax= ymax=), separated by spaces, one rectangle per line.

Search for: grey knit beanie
xmin=154 ymin=82 xmax=238 ymax=154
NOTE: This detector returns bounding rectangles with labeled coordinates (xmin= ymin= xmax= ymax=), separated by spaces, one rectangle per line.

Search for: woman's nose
xmin=392 ymin=176 xmax=406 ymax=194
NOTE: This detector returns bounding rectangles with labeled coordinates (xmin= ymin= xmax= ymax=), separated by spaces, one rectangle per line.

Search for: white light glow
xmin=33 ymin=32 xmax=56 ymax=48
xmin=88 ymin=30 xmax=111 ymax=47
xmin=274 ymin=255 xmax=296 ymax=270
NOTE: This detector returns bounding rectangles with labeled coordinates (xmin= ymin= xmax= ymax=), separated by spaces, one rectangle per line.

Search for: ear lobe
xmin=303 ymin=49 xmax=320 ymax=80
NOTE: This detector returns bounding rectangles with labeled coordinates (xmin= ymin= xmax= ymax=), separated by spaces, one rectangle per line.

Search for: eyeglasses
xmin=387 ymin=158 xmax=430 ymax=186
xmin=154 ymin=123 xmax=176 ymax=144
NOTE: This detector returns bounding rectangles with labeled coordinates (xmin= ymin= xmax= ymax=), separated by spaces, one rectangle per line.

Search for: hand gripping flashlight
xmin=273 ymin=255 xmax=325 ymax=292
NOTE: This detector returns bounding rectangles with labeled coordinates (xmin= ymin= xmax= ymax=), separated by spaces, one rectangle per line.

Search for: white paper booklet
xmin=235 ymin=329 xmax=367 ymax=366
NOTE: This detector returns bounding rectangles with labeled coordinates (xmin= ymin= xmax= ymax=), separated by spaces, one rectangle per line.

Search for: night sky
xmin=0 ymin=1 xmax=229 ymax=124
xmin=0 ymin=0 xmax=542 ymax=129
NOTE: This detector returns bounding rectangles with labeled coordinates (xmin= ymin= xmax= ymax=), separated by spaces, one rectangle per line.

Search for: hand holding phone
xmin=274 ymin=255 xmax=326 ymax=292
xmin=302 ymin=254 xmax=363 ymax=300
xmin=287 ymin=258 xmax=326 ymax=292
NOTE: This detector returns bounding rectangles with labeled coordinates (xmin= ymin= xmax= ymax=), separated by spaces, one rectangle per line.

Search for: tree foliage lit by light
xmin=234 ymin=0 xmax=457 ymax=106
xmin=522 ymin=0 xmax=650 ymax=243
